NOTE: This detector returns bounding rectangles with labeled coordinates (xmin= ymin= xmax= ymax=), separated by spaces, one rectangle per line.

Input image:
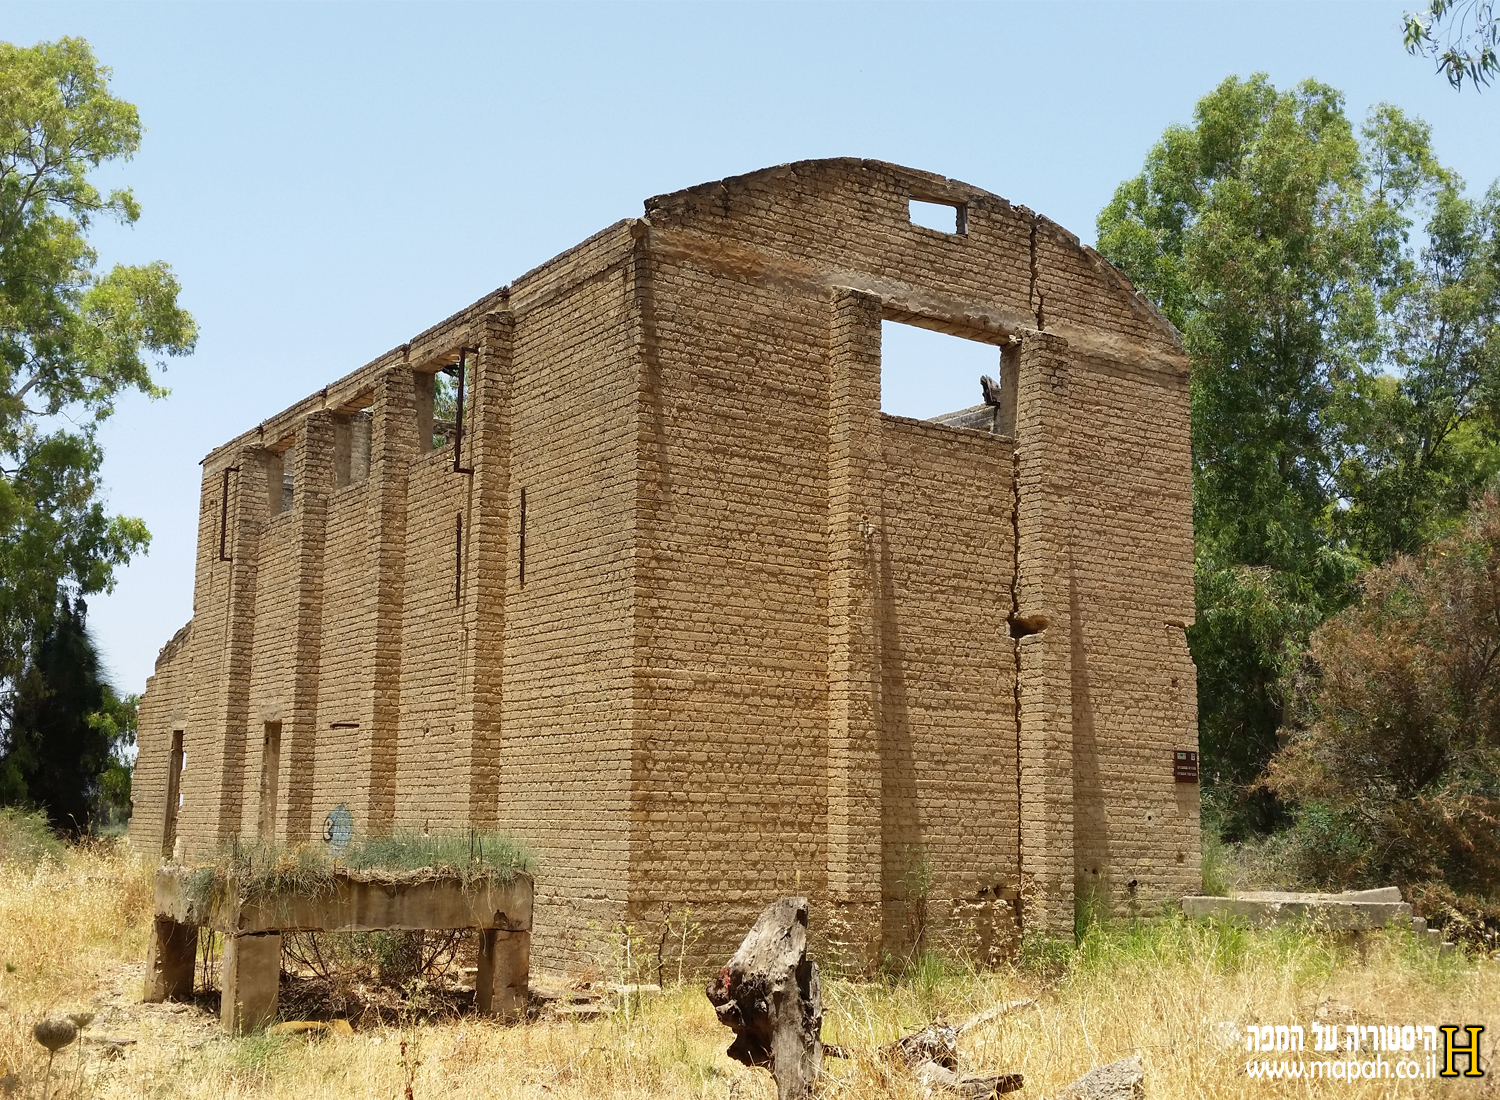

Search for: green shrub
xmin=0 ymin=806 xmax=65 ymax=866
xmin=1199 ymin=826 xmax=1233 ymax=896
xmin=1266 ymin=495 xmax=1500 ymax=942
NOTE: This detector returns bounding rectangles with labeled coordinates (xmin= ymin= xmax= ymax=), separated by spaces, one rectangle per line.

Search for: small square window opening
xmin=909 ymin=198 xmax=967 ymax=236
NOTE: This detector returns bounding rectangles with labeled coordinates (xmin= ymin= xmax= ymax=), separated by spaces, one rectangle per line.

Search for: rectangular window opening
xmin=519 ymin=487 xmax=527 ymax=587
xmin=266 ymin=439 xmax=295 ymax=516
xmin=432 ymin=360 xmax=474 ymax=452
xmin=909 ymin=198 xmax=967 ymax=236
xmin=881 ymin=319 xmax=1013 ymax=435
xmin=334 ymin=407 xmax=372 ymax=488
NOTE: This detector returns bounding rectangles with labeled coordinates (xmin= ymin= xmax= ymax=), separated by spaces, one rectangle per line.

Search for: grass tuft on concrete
xmin=342 ymin=831 xmax=534 ymax=880
xmin=181 ymin=831 xmax=535 ymax=912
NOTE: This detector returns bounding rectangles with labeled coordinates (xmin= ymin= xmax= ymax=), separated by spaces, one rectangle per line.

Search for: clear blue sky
xmin=5 ymin=1 xmax=1498 ymax=694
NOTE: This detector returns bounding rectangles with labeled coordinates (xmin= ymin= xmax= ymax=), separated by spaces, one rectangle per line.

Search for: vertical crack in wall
xmin=1028 ymin=216 xmax=1046 ymax=331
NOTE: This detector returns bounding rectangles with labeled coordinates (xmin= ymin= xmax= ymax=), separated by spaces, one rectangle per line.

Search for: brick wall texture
xmin=133 ymin=159 xmax=1198 ymax=970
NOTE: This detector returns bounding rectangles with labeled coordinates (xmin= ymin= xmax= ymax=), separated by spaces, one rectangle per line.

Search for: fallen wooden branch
xmin=883 ymin=997 xmax=1035 ymax=1093
xmin=889 ymin=1022 xmax=961 ymax=1069
xmin=916 ymin=1060 xmax=1026 ymax=1098
xmin=705 ymin=897 xmax=822 ymax=1100
xmin=887 ymin=996 xmax=1037 ymax=1063
xmin=958 ymin=998 xmax=1036 ymax=1034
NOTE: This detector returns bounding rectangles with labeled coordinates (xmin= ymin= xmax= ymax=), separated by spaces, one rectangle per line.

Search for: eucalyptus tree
xmin=1405 ymin=0 xmax=1499 ymax=89
xmin=0 ymin=38 xmax=195 ymax=764
xmin=1098 ymin=75 xmax=1500 ymax=833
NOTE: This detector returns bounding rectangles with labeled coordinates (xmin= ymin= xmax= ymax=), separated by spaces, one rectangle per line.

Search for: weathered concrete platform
xmin=1182 ymin=887 xmax=1412 ymax=930
xmin=145 ymin=865 xmax=533 ymax=1034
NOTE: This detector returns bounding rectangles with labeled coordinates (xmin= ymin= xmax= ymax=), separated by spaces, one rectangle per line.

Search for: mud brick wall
xmin=167 ymin=444 xmax=269 ymax=860
xmin=877 ymin=415 xmax=1019 ymax=955
xmin=627 ymin=250 xmax=834 ymax=960
xmin=134 ymin=158 xmax=1197 ymax=969
xmin=312 ymin=477 xmax=374 ymax=829
xmin=1063 ymin=350 xmax=1197 ymax=915
xmin=133 ymin=622 xmax=191 ymax=857
xmin=495 ymin=264 xmax=638 ymax=969
xmin=393 ymin=446 xmax=469 ymax=834
xmin=242 ymin=509 xmax=298 ymax=838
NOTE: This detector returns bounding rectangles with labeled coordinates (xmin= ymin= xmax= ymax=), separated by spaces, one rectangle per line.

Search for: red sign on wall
xmin=1174 ymin=750 xmax=1199 ymax=783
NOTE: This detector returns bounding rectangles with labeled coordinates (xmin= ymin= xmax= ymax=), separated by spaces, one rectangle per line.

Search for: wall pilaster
xmin=364 ymin=366 xmax=419 ymax=834
xmin=826 ymin=286 xmax=884 ymax=962
xmin=462 ymin=312 xmax=514 ymax=827
xmin=1014 ymin=330 xmax=1076 ymax=937
xmin=281 ymin=411 xmax=333 ymax=841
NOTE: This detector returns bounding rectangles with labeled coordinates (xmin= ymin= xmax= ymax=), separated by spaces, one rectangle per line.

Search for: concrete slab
xmin=1182 ymin=888 xmax=1413 ymax=929
xmin=154 ymin=866 xmax=532 ymax=934
xmin=149 ymin=865 xmax=534 ymax=1033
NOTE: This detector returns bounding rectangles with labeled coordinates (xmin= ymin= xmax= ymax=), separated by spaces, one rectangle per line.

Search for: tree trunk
xmin=705 ymin=897 xmax=823 ymax=1100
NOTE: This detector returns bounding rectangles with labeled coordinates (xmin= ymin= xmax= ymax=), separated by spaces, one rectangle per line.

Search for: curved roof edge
xmin=644 ymin=157 xmax=1182 ymax=349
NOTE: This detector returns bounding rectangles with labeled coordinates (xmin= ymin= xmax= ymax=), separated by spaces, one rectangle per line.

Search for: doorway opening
xmin=258 ymin=722 xmax=282 ymax=840
xmin=163 ymin=730 xmax=185 ymax=858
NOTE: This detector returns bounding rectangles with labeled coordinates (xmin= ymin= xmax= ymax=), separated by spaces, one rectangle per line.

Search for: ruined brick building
xmin=133 ymin=159 xmax=1199 ymax=968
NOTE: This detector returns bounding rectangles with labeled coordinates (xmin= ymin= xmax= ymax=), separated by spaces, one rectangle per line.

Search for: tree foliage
xmin=0 ymin=37 xmax=195 ymax=719
xmin=0 ymin=599 xmax=129 ymax=832
xmin=1405 ymin=0 xmax=1499 ymax=89
xmin=89 ymin=684 xmax=135 ymax=829
xmin=1097 ymin=75 xmax=1500 ymax=834
xmin=1266 ymin=494 xmax=1500 ymax=922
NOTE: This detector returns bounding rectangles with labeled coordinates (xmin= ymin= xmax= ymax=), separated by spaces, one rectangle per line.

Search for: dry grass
xmin=0 ymin=839 xmax=1495 ymax=1099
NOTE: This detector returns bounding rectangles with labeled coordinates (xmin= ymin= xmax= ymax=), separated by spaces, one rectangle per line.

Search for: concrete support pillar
xmin=825 ymin=286 xmax=884 ymax=965
xmin=462 ymin=312 xmax=514 ymax=827
xmin=143 ymin=918 xmax=196 ymax=1002
xmin=475 ymin=927 xmax=530 ymax=1021
xmin=211 ymin=447 xmax=270 ymax=849
xmin=363 ymin=366 xmax=419 ymax=834
xmin=221 ymin=932 xmax=281 ymax=1035
xmin=1013 ymin=331 xmax=1076 ymax=937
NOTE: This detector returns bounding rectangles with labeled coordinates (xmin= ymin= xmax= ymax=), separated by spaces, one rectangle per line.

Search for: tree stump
xmin=705 ymin=897 xmax=823 ymax=1100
